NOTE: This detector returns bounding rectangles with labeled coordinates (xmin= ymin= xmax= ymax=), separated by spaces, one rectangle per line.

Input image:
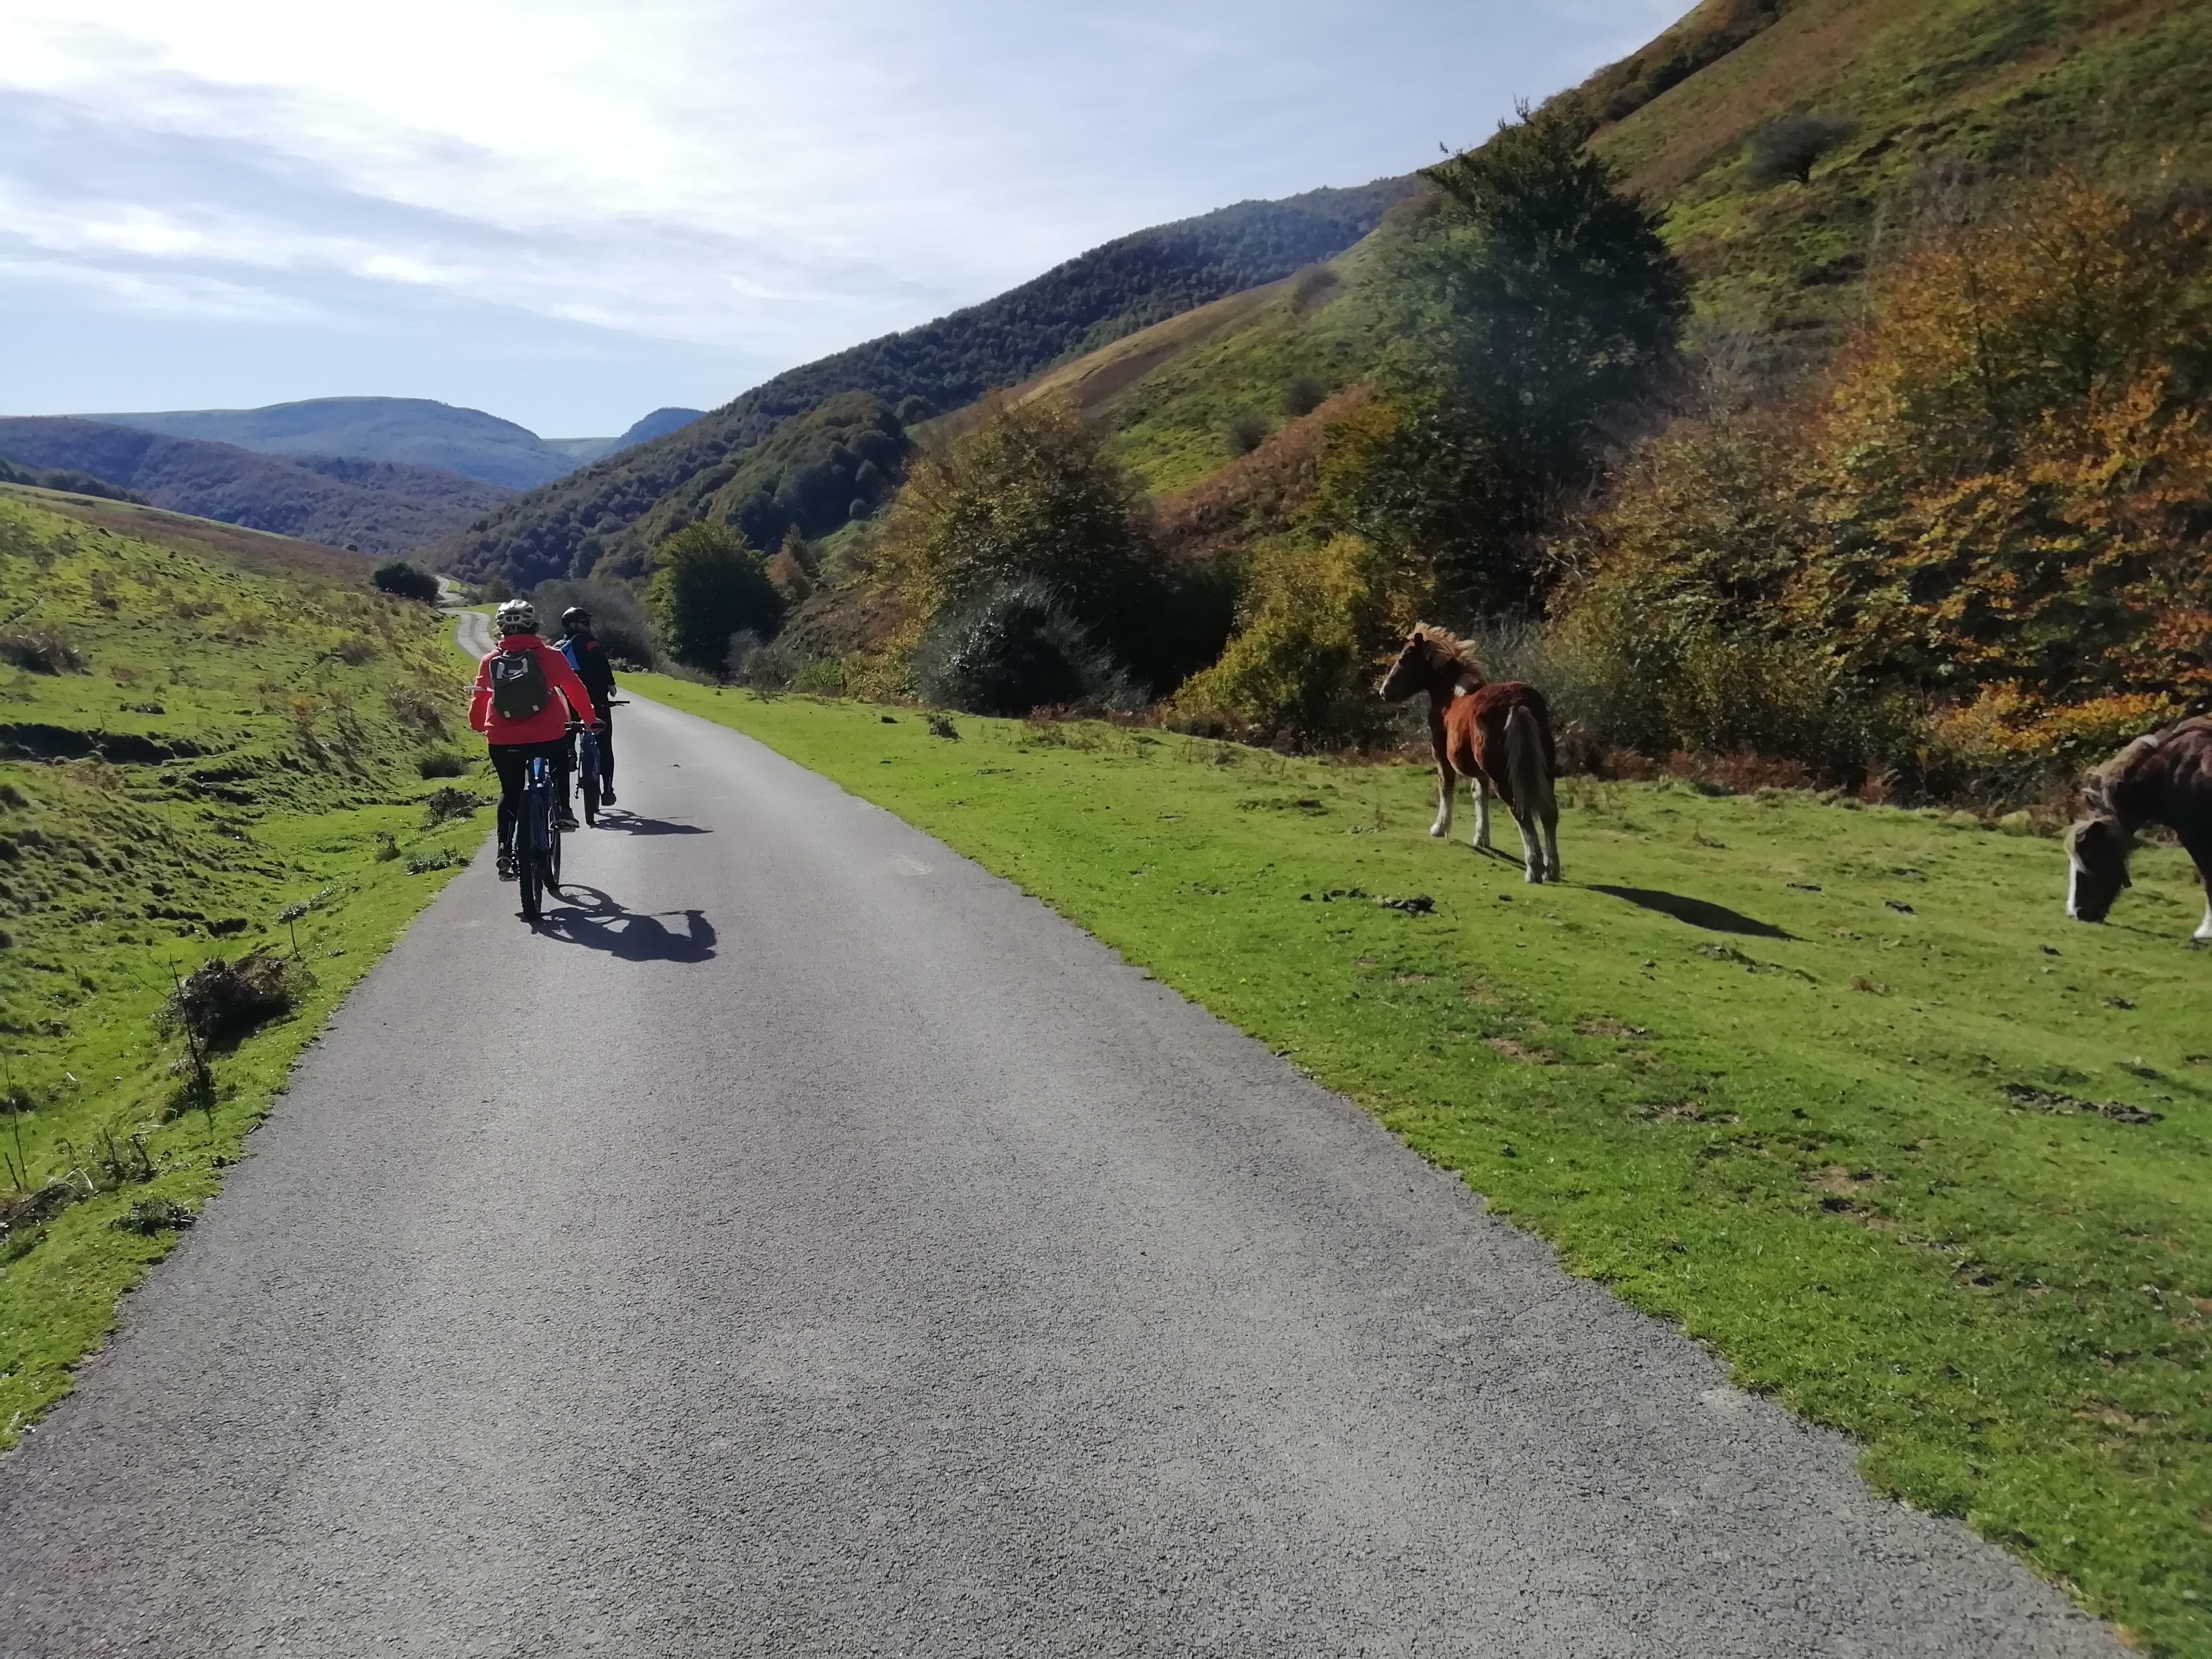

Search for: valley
xmin=7 ymin=0 xmax=2212 ymax=1650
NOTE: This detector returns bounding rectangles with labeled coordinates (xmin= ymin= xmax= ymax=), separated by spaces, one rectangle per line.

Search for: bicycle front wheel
xmin=520 ymin=838 xmax=544 ymax=920
xmin=520 ymin=769 xmax=549 ymax=921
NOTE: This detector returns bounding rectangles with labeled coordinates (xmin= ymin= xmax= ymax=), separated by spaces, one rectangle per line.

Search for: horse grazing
xmin=2065 ymin=715 xmax=2212 ymax=940
xmin=1379 ymin=624 xmax=1561 ymax=883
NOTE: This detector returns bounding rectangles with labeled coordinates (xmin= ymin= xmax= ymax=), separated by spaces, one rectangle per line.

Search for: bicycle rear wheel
xmin=579 ymin=732 xmax=601 ymax=825
xmin=519 ymin=762 xmax=549 ymax=921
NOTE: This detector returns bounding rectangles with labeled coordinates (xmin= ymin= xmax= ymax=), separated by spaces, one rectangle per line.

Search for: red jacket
xmin=470 ymin=634 xmax=599 ymax=745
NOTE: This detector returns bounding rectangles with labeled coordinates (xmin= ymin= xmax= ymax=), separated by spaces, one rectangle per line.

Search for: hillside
xmin=0 ymin=418 xmax=511 ymax=557
xmin=75 ymin=397 xmax=586 ymax=491
xmin=428 ymin=180 xmax=1417 ymax=587
xmin=1579 ymin=0 xmax=2212 ymax=358
xmin=440 ymin=0 xmax=2212 ymax=597
xmin=0 ymin=480 xmax=483 ymax=1445
xmin=931 ymin=0 xmax=2212 ymax=552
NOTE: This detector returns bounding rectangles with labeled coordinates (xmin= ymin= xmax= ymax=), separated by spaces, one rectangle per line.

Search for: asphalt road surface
xmin=0 ymin=640 xmax=2120 ymax=1656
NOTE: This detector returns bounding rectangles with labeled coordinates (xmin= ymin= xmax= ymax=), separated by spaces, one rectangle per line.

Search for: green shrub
xmin=419 ymin=787 xmax=483 ymax=827
xmin=0 ymin=629 xmax=88 ymax=674
xmin=110 ymin=1196 xmax=194 ymax=1235
xmin=371 ymin=561 xmax=441 ymax=603
xmin=160 ymin=951 xmax=314 ymax=1046
xmin=790 ymin=658 xmax=848 ymax=694
xmin=1281 ymin=376 xmax=1328 ymax=417
xmin=530 ymin=577 xmax=657 ymax=671
xmin=647 ymin=524 xmax=784 ymax=673
xmin=1170 ymin=535 xmax=1407 ymax=747
xmin=876 ymin=393 xmax=1182 ymax=686
xmin=1744 ymin=113 xmax=1856 ymax=188
xmin=914 ymin=580 xmax=1139 ymax=717
xmin=416 ymin=750 xmax=467 ymax=778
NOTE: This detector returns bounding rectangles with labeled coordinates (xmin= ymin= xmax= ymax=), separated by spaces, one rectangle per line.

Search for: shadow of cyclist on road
xmin=589 ymin=810 xmax=711 ymax=836
xmin=540 ymin=884 xmax=717 ymax=962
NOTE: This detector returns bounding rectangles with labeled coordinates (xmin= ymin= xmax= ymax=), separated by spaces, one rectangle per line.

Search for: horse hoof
xmin=1428 ymin=826 xmax=1447 ymax=839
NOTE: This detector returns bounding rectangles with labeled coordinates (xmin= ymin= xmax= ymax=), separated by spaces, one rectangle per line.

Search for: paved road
xmin=0 ymin=657 xmax=2119 ymax=1656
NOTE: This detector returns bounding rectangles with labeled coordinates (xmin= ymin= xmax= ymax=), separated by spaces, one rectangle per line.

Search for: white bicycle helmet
xmin=495 ymin=598 xmax=538 ymax=635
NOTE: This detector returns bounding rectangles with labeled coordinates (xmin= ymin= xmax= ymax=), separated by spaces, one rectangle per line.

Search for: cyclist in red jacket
xmin=470 ymin=599 xmax=600 ymax=881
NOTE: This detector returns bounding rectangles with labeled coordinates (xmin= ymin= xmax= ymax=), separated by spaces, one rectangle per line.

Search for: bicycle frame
xmin=524 ymin=755 xmax=556 ymax=852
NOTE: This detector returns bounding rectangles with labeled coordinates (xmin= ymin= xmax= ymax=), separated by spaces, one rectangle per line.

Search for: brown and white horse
xmin=2065 ymin=715 xmax=2212 ymax=940
xmin=1379 ymin=624 xmax=1561 ymax=883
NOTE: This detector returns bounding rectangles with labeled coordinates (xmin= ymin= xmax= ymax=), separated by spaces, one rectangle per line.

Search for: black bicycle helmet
xmin=561 ymin=606 xmax=591 ymax=635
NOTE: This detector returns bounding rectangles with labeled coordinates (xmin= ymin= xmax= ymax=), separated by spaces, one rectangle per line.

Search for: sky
xmin=0 ymin=0 xmax=1686 ymax=439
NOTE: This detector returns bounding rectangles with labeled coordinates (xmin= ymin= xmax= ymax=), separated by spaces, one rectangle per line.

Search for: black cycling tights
xmin=489 ymin=738 xmax=571 ymax=855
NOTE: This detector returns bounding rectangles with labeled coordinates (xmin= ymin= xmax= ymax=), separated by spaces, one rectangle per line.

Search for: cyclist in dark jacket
xmin=559 ymin=607 xmax=620 ymax=806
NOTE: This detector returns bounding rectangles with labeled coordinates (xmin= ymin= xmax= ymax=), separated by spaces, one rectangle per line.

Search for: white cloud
xmin=0 ymin=0 xmax=1690 ymax=429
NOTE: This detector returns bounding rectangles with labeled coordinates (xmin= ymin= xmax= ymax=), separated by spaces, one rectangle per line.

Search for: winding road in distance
xmin=0 ymin=616 xmax=2119 ymax=1657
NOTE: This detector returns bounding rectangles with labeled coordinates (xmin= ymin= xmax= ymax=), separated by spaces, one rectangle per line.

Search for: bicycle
xmin=517 ymin=749 xmax=564 ymax=923
xmin=573 ymin=699 xmax=626 ymax=826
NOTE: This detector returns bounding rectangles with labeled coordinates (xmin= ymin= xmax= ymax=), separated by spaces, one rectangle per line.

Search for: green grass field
xmin=0 ymin=485 xmax=484 ymax=1445
xmin=635 ymin=676 xmax=2209 ymax=1656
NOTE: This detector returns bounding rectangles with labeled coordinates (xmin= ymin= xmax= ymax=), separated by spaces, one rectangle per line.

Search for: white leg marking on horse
xmin=2065 ymin=858 xmax=2082 ymax=920
xmin=1430 ymin=776 xmax=1453 ymax=838
xmin=2196 ymin=897 xmax=2212 ymax=942
xmin=1473 ymin=780 xmax=1492 ymax=850
xmin=1543 ymin=822 xmax=1562 ymax=883
xmin=1516 ymin=812 xmax=1543 ymax=883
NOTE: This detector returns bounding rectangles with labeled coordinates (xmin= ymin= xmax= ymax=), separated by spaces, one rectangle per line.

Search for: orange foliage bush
xmin=1552 ymin=173 xmax=2212 ymax=797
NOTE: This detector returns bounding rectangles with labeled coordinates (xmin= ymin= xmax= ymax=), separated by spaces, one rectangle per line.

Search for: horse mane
xmin=1411 ymin=623 xmax=1486 ymax=682
xmin=2082 ymin=715 xmax=2212 ymax=821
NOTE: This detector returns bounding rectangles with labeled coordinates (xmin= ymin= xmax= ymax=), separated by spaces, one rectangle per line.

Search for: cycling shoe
xmin=497 ymin=854 xmax=518 ymax=881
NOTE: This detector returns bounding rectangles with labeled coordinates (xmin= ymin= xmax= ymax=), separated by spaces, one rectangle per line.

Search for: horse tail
xmin=1505 ymin=704 xmax=1552 ymax=822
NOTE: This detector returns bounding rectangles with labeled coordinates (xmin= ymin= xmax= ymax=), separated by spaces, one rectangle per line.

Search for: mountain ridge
xmin=73 ymin=396 xmax=581 ymax=491
xmin=0 ymin=417 xmax=512 ymax=557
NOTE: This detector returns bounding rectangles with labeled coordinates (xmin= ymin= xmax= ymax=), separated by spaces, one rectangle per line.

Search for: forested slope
xmin=428 ymin=181 xmax=1415 ymax=588
xmin=0 ymin=419 xmax=512 ymax=557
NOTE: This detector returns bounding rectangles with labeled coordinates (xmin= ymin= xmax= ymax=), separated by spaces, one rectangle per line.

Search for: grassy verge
xmin=1 ymin=485 xmax=487 ymax=1445
xmin=636 ymin=675 xmax=2208 ymax=1656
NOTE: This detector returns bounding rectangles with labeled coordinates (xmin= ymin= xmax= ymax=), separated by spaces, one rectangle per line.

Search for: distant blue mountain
xmin=616 ymin=407 xmax=703 ymax=448
xmin=539 ymin=407 xmax=705 ymax=470
xmin=0 ymin=416 xmax=512 ymax=555
xmin=75 ymin=397 xmax=581 ymax=491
